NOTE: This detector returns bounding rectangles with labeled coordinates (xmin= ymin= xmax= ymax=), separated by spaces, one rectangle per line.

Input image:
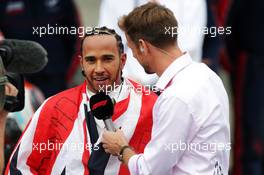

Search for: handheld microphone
xmin=89 ymin=92 xmax=116 ymax=131
xmin=0 ymin=39 xmax=48 ymax=73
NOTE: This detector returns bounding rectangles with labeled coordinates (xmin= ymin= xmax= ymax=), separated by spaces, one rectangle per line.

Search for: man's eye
xmin=104 ymin=57 xmax=113 ymax=61
xmin=85 ymin=57 xmax=95 ymax=62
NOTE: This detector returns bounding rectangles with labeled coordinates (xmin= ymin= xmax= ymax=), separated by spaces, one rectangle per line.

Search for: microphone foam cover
xmin=1 ymin=39 xmax=48 ymax=73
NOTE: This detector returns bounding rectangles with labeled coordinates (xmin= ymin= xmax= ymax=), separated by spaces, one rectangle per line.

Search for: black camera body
xmin=0 ymin=39 xmax=48 ymax=112
xmin=0 ymin=55 xmax=25 ymax=112
xmin=4 ymin=72 xmax=25 ymax=112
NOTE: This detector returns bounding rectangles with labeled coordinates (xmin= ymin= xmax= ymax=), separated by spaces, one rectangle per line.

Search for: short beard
xmin=85 ymin=68 xmax=123 ymax=94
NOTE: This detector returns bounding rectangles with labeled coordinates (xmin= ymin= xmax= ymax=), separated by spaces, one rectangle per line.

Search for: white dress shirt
xmin=128 ymin=53 xmax=230 ymax=175
xmin=98 ymin=0 xmax=206 ymax=85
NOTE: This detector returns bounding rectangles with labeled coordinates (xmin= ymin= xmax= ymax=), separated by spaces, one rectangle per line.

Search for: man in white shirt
xmin=102 ymin=2 xmax=230 ymax=175
xmin=99 ymin=0 xmax=206 ymax=86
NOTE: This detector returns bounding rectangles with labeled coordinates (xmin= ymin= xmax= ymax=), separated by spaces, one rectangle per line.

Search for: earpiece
xmin=81 ymin=69 xmax=86 ymax=77
xmin=140 ymin=47 xmax=144 ymax=52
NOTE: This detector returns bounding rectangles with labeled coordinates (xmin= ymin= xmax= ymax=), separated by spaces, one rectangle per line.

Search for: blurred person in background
xmin=0 ymin=32 xmax=46 ymax=172
xmin=0 ymin=0 xmax=82 ymax=97
xmin=226 ymin=0 xmax=264 ymax=174
xmin=4 ymin=80 xmax=45 ymax=168
xmin=99 ymin=0 xmax=207 ymax=86
xmin=0 ymin=82 xmax=18 ymax=174
xmin=0 ymin=30 xmax=17 ymax=175
xmin=202 ymin=0 xmax=221 ymax=73
xmin=202 ymin=0 xmax=230 ymax=74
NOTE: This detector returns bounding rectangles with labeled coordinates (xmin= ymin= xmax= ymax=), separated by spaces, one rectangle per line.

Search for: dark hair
xmin=80 ymin=26 xmax=124 ymax=56
xmin=118 ymin=2 xmax=178 ymax=49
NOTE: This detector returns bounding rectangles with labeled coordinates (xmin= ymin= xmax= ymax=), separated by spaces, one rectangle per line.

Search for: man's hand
xmin=0 ymin=82 xmax=18 ymax=118
xmin=102 ymin=129 xmax=136 ymax=165
xmin=102 ymin=129 xmax=128 ymax=156
xmin=5 ymin=82 xmax=18 ymax=97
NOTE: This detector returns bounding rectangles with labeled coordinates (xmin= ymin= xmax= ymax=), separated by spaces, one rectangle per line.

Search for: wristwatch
xmin=118 ymin=145 xmax=132 ymax=162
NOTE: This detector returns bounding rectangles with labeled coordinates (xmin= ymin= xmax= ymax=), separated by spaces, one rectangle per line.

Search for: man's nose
xmin=94 ymin=61 xmax=105 ymax=73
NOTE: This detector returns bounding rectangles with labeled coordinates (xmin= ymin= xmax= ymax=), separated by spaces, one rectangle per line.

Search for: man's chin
xmin=142 ymin=65 xmax=154 ymax=74
xmin=144 ymin=69 xmax=155 ymax=74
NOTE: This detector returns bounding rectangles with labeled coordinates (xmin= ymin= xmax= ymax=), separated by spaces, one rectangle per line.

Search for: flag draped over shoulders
xmin=5 ymin=79 xmax=157 ymax=175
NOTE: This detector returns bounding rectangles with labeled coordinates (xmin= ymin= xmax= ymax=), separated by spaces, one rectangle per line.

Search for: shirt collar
xmin=155 ymin=53 xmax=193 ymax=90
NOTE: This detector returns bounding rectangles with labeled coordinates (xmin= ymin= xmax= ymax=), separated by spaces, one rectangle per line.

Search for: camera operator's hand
xmin=0 ymin=30 xmax=4 ymax=41
xmin=4 ymin=82 xmax=18 ymax=99
xmin=0 ymin=82 xmax=18 ymax=174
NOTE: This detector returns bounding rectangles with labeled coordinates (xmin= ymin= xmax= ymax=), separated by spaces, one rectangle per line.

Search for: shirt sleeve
xmin=177 ymin=0 xmax=207 ymax=62
xmin=98 ymin=0 xmax=117 ymax=27
xmin=128 ymin=96 xmax=193 ymax=175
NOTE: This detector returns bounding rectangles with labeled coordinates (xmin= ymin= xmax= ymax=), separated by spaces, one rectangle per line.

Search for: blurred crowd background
xmin=1 ymin=0 xmax=264 ymax=174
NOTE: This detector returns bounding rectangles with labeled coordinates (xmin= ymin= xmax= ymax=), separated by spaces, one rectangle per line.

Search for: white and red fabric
xmin=5 ymin=79 xmax=157 ymax=175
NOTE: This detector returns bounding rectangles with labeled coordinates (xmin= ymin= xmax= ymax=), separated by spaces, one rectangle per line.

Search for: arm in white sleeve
xmin=177 ymin=0 xmax=207 ymax=62
xmin=98 ymin=0 xmax=116 ymax=27
xmin=98 ymin=0 xmax=159 ymax=86
xmin=128 ymin=96 xmax=193 ymax=175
